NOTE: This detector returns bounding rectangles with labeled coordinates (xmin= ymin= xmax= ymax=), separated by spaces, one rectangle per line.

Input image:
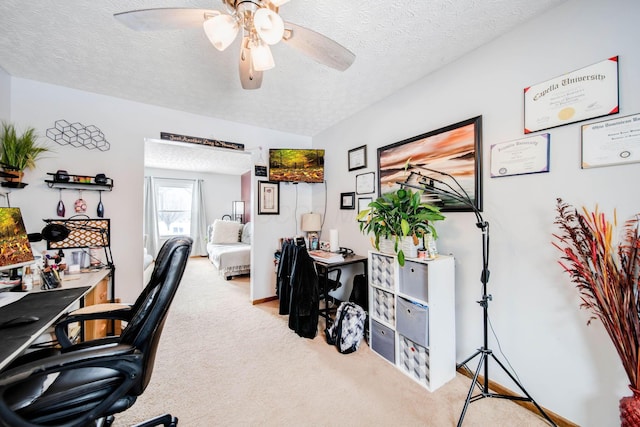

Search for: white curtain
xmin=143 ymin=176 xmax=159 ymax=257
xmin=191 ymin=179 xmax=208 ymax=256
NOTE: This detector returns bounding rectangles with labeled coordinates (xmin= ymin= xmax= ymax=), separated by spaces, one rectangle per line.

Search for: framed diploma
xmin=348 ymin=145 xmax=367 ymax=171
xmin=357 ymin=197 xmax=373 ymax=221
xmin=524 ymin=56 xmax=619 ymax=134
xmin=340 ymin=192 xmax=356 ymax=209
xmin=490 ymin=134 xmax=550 ymax=178
xmin=356 ymin=172 xmax=375 ymax=194
xmin=581 ymin=113 xmax=640 ymax=169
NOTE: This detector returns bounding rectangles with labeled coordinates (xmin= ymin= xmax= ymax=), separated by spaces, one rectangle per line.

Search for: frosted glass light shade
xmin=203 ymin=14 xmax=239 ymax=51
xmin=251 ymin=42 xmax=275 ymax=71
xmin=270 ymin=0 xmax=290 ymax=6
xmin=254 ymin=8 xmax=284 ymax=45
xmin=301 ymin=213 xmax=322 ymax=232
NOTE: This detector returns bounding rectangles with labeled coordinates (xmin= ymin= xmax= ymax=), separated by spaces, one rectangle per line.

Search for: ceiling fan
xmin=114 ymin=0 xmax=356 ymax=90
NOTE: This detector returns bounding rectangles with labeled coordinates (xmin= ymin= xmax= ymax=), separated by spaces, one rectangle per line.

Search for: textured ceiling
xmin=0 ymin=0 xmax=568 ymax=174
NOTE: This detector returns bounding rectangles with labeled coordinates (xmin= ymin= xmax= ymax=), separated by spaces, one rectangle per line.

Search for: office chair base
xmin=98 ymin=413 xmax=178 ymax=427
xmin=134 ymin=414 xmax=179 ymax=427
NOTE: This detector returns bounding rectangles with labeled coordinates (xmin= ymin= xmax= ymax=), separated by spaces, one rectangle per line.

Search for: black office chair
xmin=0 ymin=236 xmax=193 ymax=427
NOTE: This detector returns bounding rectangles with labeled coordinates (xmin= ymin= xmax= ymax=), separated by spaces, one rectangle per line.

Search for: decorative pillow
xmin=210 ymin=219 xmax=244 ymax=244
xmin=241 ymin=222 xmax=252 ymax=244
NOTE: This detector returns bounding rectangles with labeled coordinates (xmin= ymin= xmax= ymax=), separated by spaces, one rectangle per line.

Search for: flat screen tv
xmin=269 ymin=149 xmax=325 ymax=183
xmin=0 ymin=207 xmax=35 ymax=272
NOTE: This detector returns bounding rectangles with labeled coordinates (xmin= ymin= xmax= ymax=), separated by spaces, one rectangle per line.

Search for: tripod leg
xmin=457 ymin=351 xmax=487 ymax=427
xmin=456 ymin=348 xmax=483 ymax=370
xmin=489 ymin=353 xmax=557 ymax=426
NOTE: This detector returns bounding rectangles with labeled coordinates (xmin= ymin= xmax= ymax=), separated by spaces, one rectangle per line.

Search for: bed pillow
xmin=241 ymin=222 xmax=252 ymax=244
xmin=210 ymin=219 xmax=244 ymax=244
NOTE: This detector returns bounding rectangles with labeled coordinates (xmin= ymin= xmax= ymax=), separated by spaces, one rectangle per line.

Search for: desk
xmin=314 ymin=254 xmax=367 ymax=325
xmin=0 ymin=268 xmax=111 ymax=371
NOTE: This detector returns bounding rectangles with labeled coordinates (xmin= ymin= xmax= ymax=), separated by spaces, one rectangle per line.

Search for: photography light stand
xmin=397 ymin=167 xmax=555 ymax=427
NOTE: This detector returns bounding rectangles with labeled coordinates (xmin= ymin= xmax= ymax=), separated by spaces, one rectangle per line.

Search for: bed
xmin=207 ymin=220 xmax=251 ymax=280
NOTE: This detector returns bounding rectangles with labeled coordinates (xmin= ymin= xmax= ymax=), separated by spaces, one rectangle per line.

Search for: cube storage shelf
xmin=368 ymin=250 xmax=455 ymax=392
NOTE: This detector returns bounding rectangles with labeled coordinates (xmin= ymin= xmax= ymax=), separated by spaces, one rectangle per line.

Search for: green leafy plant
xmin=357 ymin=187 xmax=444 ymax=265
xmin=0 ymin=121 xmax=50 ymax=171
xmin=553 ymin=198 xmax=640 ymax=391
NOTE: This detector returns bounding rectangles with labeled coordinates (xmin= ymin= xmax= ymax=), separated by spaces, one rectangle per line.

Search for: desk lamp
xmin=301 ymin=212 xmax=322 ymax=250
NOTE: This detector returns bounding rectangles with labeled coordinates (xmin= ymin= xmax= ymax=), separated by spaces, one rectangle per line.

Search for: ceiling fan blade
xmin=114 ymin=8 xmax=219 ymax=31
xmin=239 ymin=37 xmax=263 ymax=90
xmin=282 ymin=22 xmax=355 ymax=71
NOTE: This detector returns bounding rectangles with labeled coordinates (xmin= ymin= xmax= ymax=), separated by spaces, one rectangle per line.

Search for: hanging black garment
xmin=287 ymin=245 xmax=319 ymax=339
xmin=276 ymin=242 xmax=295 ymax=315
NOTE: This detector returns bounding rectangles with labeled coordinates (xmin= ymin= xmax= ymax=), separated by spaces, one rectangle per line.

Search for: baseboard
xmin=456 ymin=367 xmax=578 ymax=427
xmin=252 ymin=296 xmax=278 ymax=305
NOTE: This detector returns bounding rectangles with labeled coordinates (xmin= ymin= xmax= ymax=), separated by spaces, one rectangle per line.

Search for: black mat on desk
xmin=0 ymin=287 xmax=90 ymax=366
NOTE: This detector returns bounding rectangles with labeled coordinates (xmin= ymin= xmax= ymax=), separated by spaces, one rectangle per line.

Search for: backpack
xmin=325 ymin=302 xmax=367 ymax=354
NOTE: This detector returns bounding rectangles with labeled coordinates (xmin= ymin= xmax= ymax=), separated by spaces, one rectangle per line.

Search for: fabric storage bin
xmin=370 ymin=253 xmax=394 ymax=290
xmin=371 ymin=320 xmax=395 ymax=363
xmin=396 ymin=297 xmax=429 ymax=347
xmin=399 ymin=335 xmax=430 ymax=387
xmin=399 ymin=260 xmax=429 ymax=302
xmin=372 ymin=288 xmax=395 ymax=326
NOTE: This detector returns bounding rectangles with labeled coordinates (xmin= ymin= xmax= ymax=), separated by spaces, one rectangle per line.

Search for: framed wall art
xmin=356 ymin=172 xmax=375 ymax=194
xmin=340 ymin=192 xmax=356 ymax=209
xmin=524 ymin=56 xmax=619 ymax=134
xmin=348 ymin=145 xmax=367 ymax=171
xmin=377 ymin=116 xmax=483 ymax=212
xmin=257 ymin=181 xmax=280 ymax=215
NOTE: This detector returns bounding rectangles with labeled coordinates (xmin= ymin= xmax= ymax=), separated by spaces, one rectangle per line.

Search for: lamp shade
xmin=203 ymin=14 xmax=239 ymax=51
xmin=254 ymin=8 xmax=284 ymax=45
xmin=301 ymin=213 xmax=322 ymax=232
xmin=250 ymin=41 xmax=275 ymax=71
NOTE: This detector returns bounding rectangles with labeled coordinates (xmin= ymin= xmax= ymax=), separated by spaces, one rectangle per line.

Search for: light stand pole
xmin=397 ymin=167 xmax=556 ymax=427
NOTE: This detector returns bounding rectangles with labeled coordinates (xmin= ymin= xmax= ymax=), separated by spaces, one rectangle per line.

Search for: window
xmin=155 ymin=179 xmax=193 ymax=237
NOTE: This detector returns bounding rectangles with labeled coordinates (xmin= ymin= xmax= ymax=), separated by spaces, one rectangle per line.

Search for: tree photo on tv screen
xmin=269 ymin=149 xmax=325 ymax=183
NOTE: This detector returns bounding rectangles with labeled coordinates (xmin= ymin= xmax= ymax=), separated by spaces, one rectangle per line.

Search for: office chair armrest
xmin=55 ymin=307 xmax=133 ymax=348
xmin=0 ymin=344 xmax=142 ymax=427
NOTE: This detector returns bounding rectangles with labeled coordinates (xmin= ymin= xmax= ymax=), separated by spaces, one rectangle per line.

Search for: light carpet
xmin=114 ymin=257 xmax=549 ymax=426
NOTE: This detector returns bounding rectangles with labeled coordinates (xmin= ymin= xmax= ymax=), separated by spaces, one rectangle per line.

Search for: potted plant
xmin=0 ymin=121 xmax=50 ymax=182
xmin=356 ymin=187 xmax=445 ymax=266
xmin=553 ymin=198 xmax=640 ymax=425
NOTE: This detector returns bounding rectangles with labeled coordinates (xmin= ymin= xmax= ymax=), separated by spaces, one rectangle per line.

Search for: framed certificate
xmin=582 ymin=113 xmax=640 ymax=168
xmin=524 ymin=56 xmax=619 ymax=133
xmin=348 ymin=145 xmax=367 ymax=171
xmin=356 ymin=172 xmax=375 ymax=194
xmin=490 ymin=134 xmax=550 ymax=178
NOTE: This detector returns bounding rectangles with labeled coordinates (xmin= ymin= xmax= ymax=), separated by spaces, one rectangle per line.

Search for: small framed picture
xmin=340 ymin=192 xmax=356 ymax=209
xmin=357 ymin=197 xmax=373 ymax=222
xmin=258 ymin=181 xmax=280 ymax=215
xmin=356 ymin=172 xmax=375 ymax=194
xmin=348 ymin=145 xmax=367 ymax=171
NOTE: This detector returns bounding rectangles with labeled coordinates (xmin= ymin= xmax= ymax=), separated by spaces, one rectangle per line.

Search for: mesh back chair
xmin=0 ymin=236 xmax=193 ymax=427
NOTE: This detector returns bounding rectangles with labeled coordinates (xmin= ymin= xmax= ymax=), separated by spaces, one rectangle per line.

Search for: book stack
xmin=308 ymin=250 xmax=344 ymax=264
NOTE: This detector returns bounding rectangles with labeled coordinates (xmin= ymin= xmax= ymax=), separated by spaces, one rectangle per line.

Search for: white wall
xmin=8 ymin=77 xmax=311 ymax=304
xmin=0 ymin=66 xmax=9 ymax=120
xmin=313 ymin=0 xmax=640 ymax=424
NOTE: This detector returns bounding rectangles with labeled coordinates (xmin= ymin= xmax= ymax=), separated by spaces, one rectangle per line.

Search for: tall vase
xmin=620 ymin=386 xmax=640 ymax=427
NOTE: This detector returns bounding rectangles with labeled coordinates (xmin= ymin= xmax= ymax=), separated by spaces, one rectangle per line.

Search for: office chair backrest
xmin=119 ymin=236 xmax=192 ymax=395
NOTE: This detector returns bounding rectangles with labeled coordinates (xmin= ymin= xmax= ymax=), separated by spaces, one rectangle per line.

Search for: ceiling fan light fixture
xmin=251 ymin=42 xmax=275 ymax=71
xmin=203 ymin=14 xmax=239 ymax=51
xmin=254 ymin=8 xmax=284 ymax=45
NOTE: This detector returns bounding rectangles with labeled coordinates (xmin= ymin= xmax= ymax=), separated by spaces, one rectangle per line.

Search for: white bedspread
xmin=207 ymin=242 xmax=251 ymax=275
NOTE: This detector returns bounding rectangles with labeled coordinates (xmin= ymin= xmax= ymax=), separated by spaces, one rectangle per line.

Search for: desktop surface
xmin=0 ymin=286 xmax=90 ymax=371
